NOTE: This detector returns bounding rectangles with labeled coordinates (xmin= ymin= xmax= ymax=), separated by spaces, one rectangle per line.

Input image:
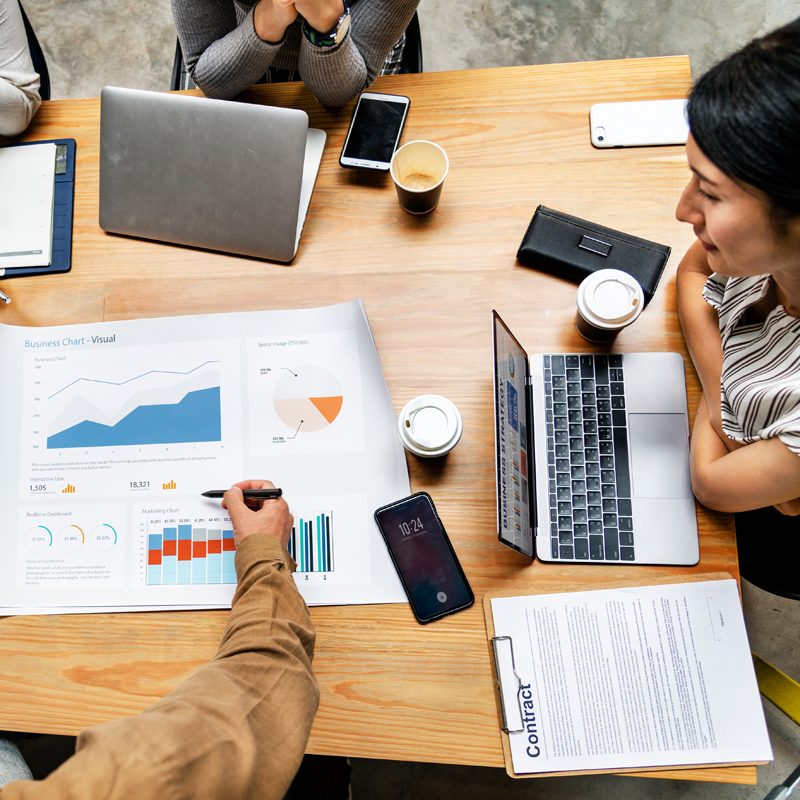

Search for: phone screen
xmin=374 ymin=493 xmax=474 ymax=623
xmin=341 ymin=96 xmax=408 ymax=166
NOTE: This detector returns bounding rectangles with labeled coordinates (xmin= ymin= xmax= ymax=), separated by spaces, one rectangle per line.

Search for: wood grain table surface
xmin=0 ymin=56 xmax=752 ymax=783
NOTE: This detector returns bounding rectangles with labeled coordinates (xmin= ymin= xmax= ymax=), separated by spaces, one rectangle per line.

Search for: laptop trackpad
xmin=629 ymin=414 xmax=692 ymax=499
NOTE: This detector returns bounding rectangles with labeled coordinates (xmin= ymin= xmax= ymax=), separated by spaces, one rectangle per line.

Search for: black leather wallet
xmin=516 ymin=205 xmax=671 ymax=305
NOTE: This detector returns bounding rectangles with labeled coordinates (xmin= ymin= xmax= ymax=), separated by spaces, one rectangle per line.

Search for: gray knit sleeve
xmin=299 ymin=0 xmax=419 ymax=107
xmin=171 ymin=0 xmax=284 ymax=99
xmin=0 ymin=0 xmax=41 ymax=136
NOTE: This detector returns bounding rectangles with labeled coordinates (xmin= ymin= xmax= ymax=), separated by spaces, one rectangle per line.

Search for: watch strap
xmin=302 ymin=5 xmax=351 ymax=48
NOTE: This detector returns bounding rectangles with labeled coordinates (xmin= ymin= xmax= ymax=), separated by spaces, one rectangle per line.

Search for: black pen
xmin=202 ymin=488 xmax=283 ymax=499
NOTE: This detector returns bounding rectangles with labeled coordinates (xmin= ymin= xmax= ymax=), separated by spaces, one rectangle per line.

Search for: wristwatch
xmin=302 ymin=4 xmax=351 ymax=48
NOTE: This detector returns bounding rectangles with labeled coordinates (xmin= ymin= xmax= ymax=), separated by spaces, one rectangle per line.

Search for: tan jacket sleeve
xmin=2 ymin=535 xmax=319 ymax=800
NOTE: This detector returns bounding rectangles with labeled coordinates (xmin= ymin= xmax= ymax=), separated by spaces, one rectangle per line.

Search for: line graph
xmin=47 ymin=386 xmax=221 ymax=448
xmin=48 ymin=360 xmax=221 ymax=400
xmin=38 ymin=354 xmax=224 ymax=450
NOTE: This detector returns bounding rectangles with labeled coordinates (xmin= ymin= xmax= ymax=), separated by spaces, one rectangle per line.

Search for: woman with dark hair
xmin=675 ymin=17 xmax=800 ymax=595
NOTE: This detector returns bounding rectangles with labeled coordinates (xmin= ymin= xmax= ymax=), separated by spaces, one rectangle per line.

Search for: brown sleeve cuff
xmin=234 ymin=534 xmax=296 ymax=578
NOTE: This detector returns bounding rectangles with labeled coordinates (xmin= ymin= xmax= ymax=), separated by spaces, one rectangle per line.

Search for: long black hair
xmin=687 ymin=17 xmax=800 ymax=223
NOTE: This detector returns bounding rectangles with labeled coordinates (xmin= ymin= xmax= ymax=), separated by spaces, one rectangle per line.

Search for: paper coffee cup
xmin=390 ymin=141 xmax=449 ymax=215
xmin=576 ymin=269 xmax=644 ymax=342
xmin=398 ymin=394 xmax=462 ymax=458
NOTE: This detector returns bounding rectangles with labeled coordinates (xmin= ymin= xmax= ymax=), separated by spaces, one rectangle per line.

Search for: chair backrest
xmin=170 ymin=10 xmax=423 ymax=91
xmin=171 ymin=38 xmax=194 ymax=92
xmin=398 ymin=11 xmax=422 ymax=75
xmin=17 ymin=0 xmax=50 ymax=101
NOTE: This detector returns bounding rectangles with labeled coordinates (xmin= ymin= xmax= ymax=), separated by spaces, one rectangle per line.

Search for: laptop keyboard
xmin=543 ymin=354 xmax=635 ymax=562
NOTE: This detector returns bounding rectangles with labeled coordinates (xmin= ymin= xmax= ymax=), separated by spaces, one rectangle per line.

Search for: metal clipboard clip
xmin=491 ymin=635 xmax=525 ymax=734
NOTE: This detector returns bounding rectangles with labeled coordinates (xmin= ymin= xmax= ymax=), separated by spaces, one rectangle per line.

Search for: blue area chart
xmin=47 ymin=387 xmax=221 ymax=449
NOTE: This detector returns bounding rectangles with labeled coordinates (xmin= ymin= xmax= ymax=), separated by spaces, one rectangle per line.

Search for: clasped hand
xmin=255 ymin=0 xmax=345 ymax=42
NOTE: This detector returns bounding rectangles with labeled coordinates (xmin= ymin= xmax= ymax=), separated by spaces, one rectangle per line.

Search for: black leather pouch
xmin=516 ymin=205 xmax=671 ymax=305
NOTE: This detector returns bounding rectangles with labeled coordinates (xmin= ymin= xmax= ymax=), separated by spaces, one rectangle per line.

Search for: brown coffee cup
xmin=390 ymin=140 xmax=449 ymax=215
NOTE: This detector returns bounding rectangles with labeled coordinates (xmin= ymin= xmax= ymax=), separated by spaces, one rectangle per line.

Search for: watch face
xmin=334 ymin=10 xmax=351 ymax=43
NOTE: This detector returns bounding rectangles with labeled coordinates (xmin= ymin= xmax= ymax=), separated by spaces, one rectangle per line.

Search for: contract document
xmin=490 ymin=579 xmax=771 ymax=775
xmin=0 ymin=300 xmax=408 ymax=614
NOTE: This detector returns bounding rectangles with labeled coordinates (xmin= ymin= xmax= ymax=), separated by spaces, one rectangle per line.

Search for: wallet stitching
xmin=536 ymin=211 xmax=669 ymax=256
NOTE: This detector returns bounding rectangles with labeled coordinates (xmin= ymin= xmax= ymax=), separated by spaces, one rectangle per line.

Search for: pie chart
xmin=273 ymin=365 xmax=344 ymax=433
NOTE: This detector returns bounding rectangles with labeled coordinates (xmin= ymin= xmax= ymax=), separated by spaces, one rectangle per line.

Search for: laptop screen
xmin=492 ymin=311 xmax=535 ymax=558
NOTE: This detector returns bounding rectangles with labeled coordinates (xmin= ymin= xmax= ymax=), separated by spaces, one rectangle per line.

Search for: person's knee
xmin=0 ymin=738 xmax=34 ymax=787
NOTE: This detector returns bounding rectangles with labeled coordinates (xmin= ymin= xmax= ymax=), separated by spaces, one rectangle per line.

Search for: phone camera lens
xmin=595 ymin=126 xmax=606 ymax=142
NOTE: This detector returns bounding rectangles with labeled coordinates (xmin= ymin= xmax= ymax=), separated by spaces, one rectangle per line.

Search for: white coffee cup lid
xmin=577 ymin=269 xmax=644 ymax=328
xmin=398 ymin=394 xmax=463 ymax=457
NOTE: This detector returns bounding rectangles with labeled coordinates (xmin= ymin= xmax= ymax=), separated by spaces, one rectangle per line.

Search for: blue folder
xmin=0 ymin=138 xmax=75 ymax=279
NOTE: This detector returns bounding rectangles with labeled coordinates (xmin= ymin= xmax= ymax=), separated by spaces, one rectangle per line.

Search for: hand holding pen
xmin=204 ymin=481 xmax=290 ymax=547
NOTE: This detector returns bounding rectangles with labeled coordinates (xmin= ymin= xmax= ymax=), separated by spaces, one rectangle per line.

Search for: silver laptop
xmin=492 ymin=310 xmax=699 ymax=565
xmin=99 ymin=86 xmax=326 ymax=263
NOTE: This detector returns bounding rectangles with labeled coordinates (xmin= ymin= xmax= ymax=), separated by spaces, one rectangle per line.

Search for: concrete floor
xmin=17 ymin=0 xmax=800 ymax=797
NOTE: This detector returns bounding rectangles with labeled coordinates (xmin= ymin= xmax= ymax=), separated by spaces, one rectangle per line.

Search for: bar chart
xmin=288 ymin=511 xmax=334 ymax=573
xmin=146 ymin=523 xmax=236 ymax=585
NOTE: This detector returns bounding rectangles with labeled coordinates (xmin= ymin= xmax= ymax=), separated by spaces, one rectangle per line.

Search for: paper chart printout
xmin=20 ymin=339 xmax=241 ymax=500
xmin=246 ymin=330 xmax=365 ymax=455
xmin=0 ymin=300 xmax=408 ymax=613
xmin=491 ymin=580 xmax=771 ymax=774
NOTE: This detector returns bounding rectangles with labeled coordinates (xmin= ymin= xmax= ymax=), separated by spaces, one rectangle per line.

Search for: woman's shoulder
xmin=703 ymin=272 xmax=770 ymax=310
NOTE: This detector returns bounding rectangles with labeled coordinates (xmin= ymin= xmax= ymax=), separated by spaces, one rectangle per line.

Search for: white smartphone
xmin=339 ymin=91 xmax=410 ymax=171
xmin=589 ymin=99 xmax=688 ymax=148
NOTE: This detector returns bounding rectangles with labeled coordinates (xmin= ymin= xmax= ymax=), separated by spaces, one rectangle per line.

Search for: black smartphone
xmin=374 ymin=492 xmax=474 ymax=624
xmin=339 ymin=91 xmax=410 ymax=171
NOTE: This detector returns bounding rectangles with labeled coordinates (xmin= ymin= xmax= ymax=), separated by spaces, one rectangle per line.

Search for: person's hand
xmin=773 ymin=497 xmax=800 ymax=516
xmin=294 ymin=0 xmax=345 ymax=33
xmin=222 ymin=480 xmax=293 ymax=547
xmin=254 ymin=0 xmax=299 ymax=43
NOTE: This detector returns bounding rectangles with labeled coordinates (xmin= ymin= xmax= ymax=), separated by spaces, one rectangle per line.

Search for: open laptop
xmin=99 ymin=86 xmax=326 ymax=263
xmin=492 ymin=310 xmax=699 ymax=565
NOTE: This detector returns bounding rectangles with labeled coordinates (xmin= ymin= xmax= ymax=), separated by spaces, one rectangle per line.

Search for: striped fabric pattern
xmin=703 ymin=273 xmax=800 ymax=456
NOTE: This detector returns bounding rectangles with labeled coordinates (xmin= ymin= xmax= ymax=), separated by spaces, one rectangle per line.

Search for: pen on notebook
xmin=0 ymin=289 xmax=10 ymax=304
xmin=202 ymin=488 xmax=283 ymax=499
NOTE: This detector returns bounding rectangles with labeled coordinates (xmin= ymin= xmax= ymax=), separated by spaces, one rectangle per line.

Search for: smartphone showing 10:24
xmin=374 ymin=492 xmax=474 ymax=624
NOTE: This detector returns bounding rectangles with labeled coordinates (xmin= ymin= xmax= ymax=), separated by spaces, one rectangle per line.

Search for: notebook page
xmin=0 ymin=142 xmax=56 ymax=269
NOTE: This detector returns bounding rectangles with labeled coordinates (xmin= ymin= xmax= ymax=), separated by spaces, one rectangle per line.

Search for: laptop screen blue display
xmin=492 ymin=311 xmax=534 ymax=558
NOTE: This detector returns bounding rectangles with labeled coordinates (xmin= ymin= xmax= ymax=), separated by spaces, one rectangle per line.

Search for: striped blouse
xmin=703 ymin=273 xmax=800 ymax=456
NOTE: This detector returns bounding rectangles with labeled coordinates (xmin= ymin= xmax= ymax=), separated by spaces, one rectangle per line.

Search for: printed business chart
xmin=20 ymin=340 xmax=241 ymax=501
xmin=0 ymin=301 xmax=408 ymax=614
xmin=246 ymin=331 xmax=365 ymax=455
xmin=138 ymin=495 xmax=368 ymax=603
xmin=18 ymin=503 xmax=126 ymax=589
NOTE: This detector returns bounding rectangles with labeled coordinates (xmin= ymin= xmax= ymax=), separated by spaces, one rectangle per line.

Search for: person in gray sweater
xmin=0 ymin=0 xmax=41 ymax=137
xmin=172 ymin=0 xmax=419 ymax=106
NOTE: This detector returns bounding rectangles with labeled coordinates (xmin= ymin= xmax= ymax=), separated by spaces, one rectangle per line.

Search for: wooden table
xmin=0 ymin=57 xmax=750 ymax=783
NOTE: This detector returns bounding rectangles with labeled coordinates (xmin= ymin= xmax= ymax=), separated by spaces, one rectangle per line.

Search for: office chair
xmin=735 ymin=510 xmax=800 ymax=799
xmin=736 ymin=508 xmax=799 ymax=602
xmin=17 ymin=0 xmax=50 ymax=101
xmin=170 ymin=10 xmax=423 ymax=91
xmin=397 ymin=11 xmax=422 ymax=74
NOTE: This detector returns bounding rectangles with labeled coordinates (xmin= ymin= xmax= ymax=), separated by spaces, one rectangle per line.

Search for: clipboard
xmin=0 ymin=138 xmax=76 ymax=279
xmin=484 ymin=572 xmax=762 ymax=782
